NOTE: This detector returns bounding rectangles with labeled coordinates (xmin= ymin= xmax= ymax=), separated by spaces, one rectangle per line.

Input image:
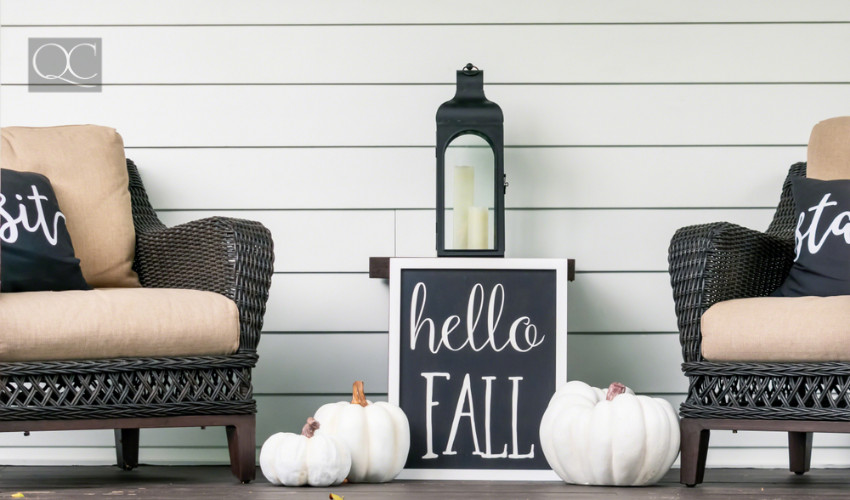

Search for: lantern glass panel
xmin=443 ymin=133 xmax=495 ymax=251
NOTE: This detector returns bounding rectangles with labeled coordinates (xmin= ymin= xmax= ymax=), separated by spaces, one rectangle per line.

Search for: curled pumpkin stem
xmin=351 ymin=380 xmax=368 ymax=407
xmin=301 ymin=417 xmax=320 ymax=437
xmin=606 ymin=382 xmax=627 ymax=401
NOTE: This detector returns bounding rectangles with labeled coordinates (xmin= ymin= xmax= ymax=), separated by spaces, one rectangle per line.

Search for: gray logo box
xmin=29 ymin=38 xmax=102 ymax=92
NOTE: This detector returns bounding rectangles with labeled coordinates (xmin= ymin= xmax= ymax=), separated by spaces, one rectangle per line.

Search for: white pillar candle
xmin=453 ymin=166 xmax=475 ymax=249
xmin=467 ymin=206 xmax=489 ymax=249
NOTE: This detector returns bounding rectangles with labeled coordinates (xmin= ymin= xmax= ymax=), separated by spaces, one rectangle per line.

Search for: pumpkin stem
xmin=301 ymin=417 xmax=320 ymax=438
xmin=606 ymin=382 xmax=627 ymax=401
xmin=351 ymin=380 xmax=368 ymax=407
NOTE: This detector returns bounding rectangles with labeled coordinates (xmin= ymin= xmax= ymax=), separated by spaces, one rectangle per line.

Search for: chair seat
xmin=702 ymin=295 xmax=850 ymax=362
xmin=0 ymin=288 xmax=240 ymax=362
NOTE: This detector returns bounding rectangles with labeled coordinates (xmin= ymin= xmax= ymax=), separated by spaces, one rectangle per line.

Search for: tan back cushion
xmin=807 ymin=116 xmax=850 ymax=180
xmin=1 ymin=125 xmax=139 ymax=288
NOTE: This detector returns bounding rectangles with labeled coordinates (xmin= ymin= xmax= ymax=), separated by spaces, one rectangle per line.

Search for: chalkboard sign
xmin=389 ymin=258 xmax=567 ymax=480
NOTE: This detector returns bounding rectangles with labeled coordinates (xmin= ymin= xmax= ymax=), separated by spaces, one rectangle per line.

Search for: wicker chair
xmin=0 ymin=159 xmax=274 ymax=483
xmin=667 ymin=157 xmax=850 ymax=485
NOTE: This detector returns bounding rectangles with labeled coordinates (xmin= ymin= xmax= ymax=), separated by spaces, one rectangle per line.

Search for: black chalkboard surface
xmin=389 ymin=258 xmax=568 ymax=480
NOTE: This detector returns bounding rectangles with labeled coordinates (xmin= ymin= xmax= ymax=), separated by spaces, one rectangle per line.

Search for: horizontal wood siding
xmin=3 ymin=25 xmax=850 ymax=83
xmin=1 ymin=86 xmax=847 ymax=146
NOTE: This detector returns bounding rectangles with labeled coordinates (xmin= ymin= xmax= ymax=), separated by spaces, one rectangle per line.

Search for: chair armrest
xmin=668 ymin=222 xmax=793 ymax=362
xmin=134 ymin=217 xmax=275 ymax=352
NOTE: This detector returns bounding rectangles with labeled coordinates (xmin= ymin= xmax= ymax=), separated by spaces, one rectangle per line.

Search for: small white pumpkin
xmin=314 ymin=381 xmax=410 ymax=483
xmin=539 ymin=380 xmax=680 ymax=486
xmin=259 ymin=417 xmax=351 ymax=487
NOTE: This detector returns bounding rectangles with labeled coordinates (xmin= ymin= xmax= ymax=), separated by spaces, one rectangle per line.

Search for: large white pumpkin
xmin=314 ymin=381 xmax=410 ymax=483
xmin=539 ymin=380 xmax=680 ymax=486
xmin=259 ymin=417 xmax=351 ymax=487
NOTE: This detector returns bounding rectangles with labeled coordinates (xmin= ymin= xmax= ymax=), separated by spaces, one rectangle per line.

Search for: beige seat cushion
xmin=1 ymin=125 xmax=139 ymax=288
xmin=0 ymin=288 xmax=240 ymax=361
xmin=702 ymin=296 xmax=850 ymax=362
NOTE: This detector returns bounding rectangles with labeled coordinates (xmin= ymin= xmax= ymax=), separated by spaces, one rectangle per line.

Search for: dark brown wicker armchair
xmin=0 ymin=159 xmax=274 ymax=483
xmin=667 ymin=160 xmax=850 ymax=485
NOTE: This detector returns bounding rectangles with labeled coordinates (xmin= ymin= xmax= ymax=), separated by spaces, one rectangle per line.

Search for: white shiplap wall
xmin=1 ymin=1 xmax=850 ymax=468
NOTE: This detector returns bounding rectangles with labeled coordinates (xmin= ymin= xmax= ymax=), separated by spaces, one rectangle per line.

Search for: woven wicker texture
xmin=0 ymin=159 xmax=274 ymax=421
xmin=668 ymin=162 xmax=850 ymax=420
xmin=680 ymin=361 xmax=850 ymax=420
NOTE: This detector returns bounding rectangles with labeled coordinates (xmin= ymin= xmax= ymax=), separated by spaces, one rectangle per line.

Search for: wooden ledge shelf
xmin=369 ymin=257 xmax=575 ymax=281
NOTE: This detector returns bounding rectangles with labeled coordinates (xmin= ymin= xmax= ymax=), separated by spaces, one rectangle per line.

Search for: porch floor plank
xmin=0 ymin=466 xmax=849 ymax=499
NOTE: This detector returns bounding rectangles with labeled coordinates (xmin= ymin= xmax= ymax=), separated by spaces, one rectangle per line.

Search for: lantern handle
xmin=462 ymin=63 xmax=480 ymax=75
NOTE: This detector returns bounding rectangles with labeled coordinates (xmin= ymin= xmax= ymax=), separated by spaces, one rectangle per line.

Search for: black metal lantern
xmin=436 ymin=63 xmax=506 ymax=257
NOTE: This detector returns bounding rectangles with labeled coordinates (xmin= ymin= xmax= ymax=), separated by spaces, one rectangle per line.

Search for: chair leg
xmin=115 ymin=428 xmax=140 ymax=470
xmin=226 ymin=415 xmax=256 ymax=483
xmin=788 ymin=431 xmax=813 ymax=475
xmin=680 ymin=419 xmax=710 ymax=487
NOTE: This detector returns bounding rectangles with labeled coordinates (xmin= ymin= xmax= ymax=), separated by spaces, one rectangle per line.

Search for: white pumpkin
xmin=259 ymin=417 xmax=351 ymax=487
xmin=539 ymin=380 xmax=680 ymax=486
xmin=313 ymin=381 xmax=410 ymax=483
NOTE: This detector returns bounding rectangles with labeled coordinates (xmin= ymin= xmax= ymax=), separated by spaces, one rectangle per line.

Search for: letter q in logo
xmin=29 ymin=38 xmax=102 ymax=92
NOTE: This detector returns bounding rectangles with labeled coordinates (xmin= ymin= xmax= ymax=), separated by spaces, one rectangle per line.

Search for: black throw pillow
xmin=0 ymin=168 xmax=90 ymax=292
xmin=773 ymin=176 xmax=850 ymax=297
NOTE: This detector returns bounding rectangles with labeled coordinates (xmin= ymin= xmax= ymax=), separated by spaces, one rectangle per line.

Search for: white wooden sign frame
xmin=388 ymin=258 xmax=568 ymax=481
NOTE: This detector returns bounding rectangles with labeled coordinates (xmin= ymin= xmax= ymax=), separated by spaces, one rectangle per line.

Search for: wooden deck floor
xmin=0 ymin=466 xmax=847 ymax=499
